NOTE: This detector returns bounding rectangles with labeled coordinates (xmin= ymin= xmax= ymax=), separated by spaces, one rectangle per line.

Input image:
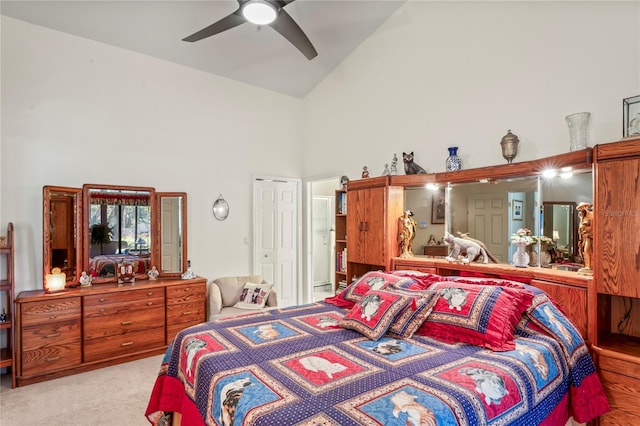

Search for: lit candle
xmin=45 ymin=267 xmax=66 ymax=292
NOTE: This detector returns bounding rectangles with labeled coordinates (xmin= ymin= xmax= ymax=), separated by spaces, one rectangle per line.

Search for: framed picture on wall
xmin=512 ymin=199 xmax=523 ymax=221
xmin=431 ymin=188 xmax=445 ymax=224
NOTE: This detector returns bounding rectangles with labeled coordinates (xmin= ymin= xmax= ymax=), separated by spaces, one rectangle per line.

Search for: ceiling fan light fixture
xmin=242 ymin=1 xmax=277 ymax=25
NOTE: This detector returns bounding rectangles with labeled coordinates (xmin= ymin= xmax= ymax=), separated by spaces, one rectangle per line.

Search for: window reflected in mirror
xmin=84 ymin=185 xmax=154 ymax=281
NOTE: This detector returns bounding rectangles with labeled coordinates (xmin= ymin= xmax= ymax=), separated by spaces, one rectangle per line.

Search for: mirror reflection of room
xmin=87 ymin=187 xmax=152 ymax=279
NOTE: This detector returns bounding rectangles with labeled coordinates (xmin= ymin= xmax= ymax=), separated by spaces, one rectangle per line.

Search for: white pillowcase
xmin=233 ymin=282 xmax=273 ymax=310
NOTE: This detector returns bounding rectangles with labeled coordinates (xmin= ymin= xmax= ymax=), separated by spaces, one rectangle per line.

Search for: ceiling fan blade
xmin=269 ymin=9 xmax=317 ymax=60
xmin=183 ymin=9 xmax=246 ymax=42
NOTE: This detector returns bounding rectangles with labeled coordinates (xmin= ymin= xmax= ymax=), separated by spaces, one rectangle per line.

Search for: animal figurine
xmin=390 ymin=154 xmax=398 ymax=175
xmin=444 ymin=232 xmax=489 ymax=264
xmin=456 ymin=232 xmax=499 ymax=263
xmin=362 ymin=166 xmax=370 ymax=178
xmin=402 ymin=152 xmax=428 ymax=175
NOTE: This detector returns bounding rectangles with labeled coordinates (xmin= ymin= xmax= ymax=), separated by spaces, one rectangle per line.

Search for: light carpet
xmin=0 ymin=354 xmax=163 ymax=426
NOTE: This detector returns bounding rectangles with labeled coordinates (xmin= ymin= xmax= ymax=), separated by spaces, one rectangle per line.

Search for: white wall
xmin=303 ymin=1 xmax=640 ymax=179
xmin=2 ymin=1 xmax=640 ymax=294
xmin=1 ymin=16 xmax=304 ymax=293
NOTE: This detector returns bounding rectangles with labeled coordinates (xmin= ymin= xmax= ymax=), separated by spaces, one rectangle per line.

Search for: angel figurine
xmin=147 ymin=265 xmax=159 ymax=280
xmin=80 ymin=271 xmax=92 ymax=287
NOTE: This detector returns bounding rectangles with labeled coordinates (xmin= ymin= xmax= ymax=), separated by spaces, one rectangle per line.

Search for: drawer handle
xmin=182 ymin=311 xmax=192 ymax=316
xmin=121 ymin=341 xmax=133 ymax=347
xmin=46 ymin=332 xmax=60 ymax=338
xmin=100 ymin=308 xmax=106 ymax=313
xmin=46 ymin=356 xmax=60 ymax=362
xmin=184 ymin=287 xmax=190 ymax=291
xmin=49 ymin=315 xmax=57 ymax=320
xmin=147 ymin=302 xmax=154 ymax=306
xmin=99 ymin=298 xmax=106 ymax=303
xmin=121 ymin=320 xmax=133 ymax=326
xmin=147 ymin=292 xmax=153 ymax=296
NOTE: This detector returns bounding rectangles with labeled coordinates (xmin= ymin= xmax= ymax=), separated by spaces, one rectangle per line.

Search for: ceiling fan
xmin=183 ymin=0 xmax=318 ymax=60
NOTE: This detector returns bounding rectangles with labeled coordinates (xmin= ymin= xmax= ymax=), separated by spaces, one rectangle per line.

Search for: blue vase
xmin=446 ymin=147 xmax=462 ymax=171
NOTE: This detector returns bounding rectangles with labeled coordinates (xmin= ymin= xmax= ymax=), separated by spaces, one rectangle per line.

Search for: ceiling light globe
xmin=242 ymin=1 xmax=277 ymax=25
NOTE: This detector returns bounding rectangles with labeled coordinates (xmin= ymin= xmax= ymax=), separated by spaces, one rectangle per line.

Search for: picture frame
xmin=431 ymin=188 xmax=445 ymax=224
xmin=623 ymin=95 xmax=640 ymax=138
xmin=512 ymin=199 xmax=523 ymax=221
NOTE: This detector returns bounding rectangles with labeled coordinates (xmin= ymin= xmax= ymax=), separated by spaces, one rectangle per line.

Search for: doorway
xmin=308 ymin=177 xmax=340 ymax=302
xmin=253 ymin=177 xmax=301 ymax=307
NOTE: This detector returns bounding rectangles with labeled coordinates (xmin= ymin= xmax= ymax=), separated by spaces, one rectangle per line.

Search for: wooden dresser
xmin=15 ymin=277 xmax=206 ymax=386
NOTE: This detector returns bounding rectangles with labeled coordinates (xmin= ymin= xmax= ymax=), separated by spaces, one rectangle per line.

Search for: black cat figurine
xmin=402 ymin=152 xmax=428 ymax=174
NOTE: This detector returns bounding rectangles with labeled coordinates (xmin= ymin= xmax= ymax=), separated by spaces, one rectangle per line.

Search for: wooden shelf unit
xmin=334 ymin=189 xmax=347 ymax=294
xmin=0 ymin=223 xmax=16 ymax=388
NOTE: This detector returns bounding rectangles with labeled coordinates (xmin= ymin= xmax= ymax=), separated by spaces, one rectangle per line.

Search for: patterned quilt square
xmin=271 ymin=345 xmax=381 ymax=394
xmin=292 ymin=312 xmax=344 ymax=332
xmin=206 ymin=365 xmax=299 ymax=426
xmin=228 ymin=319 xmax=310 ymax=347
xmin=177 ymin=330 xmax=239 ymax=387
xmin=343 ymin=337 xmax=443 ymax=366
xmin=338 ymin=378 xmax=465 ymax=426
xmin=423 ymin=358 xmax=527 ymax=424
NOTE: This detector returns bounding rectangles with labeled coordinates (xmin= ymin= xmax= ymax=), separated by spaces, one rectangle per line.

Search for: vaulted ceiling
xmin=1 ymin=0 xmax=406 ymax=98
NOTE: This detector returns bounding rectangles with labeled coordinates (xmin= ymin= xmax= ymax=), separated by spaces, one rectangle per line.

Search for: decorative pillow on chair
xmin=416 ymin=281 xmax=534 ymax=351
xmin=233 ymin=282 xmax=273 ymax=310
xmin=325 ymin=271 xmax=417 ymax=308
xmin=339 ymin=289 xmax=412 ymax=340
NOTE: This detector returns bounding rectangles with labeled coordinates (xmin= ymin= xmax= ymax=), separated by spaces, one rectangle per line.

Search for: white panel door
xmin=467 ymin=193 xmax=508 ymax=262
xmin=254 ymin=179 xmax=299 ymax=307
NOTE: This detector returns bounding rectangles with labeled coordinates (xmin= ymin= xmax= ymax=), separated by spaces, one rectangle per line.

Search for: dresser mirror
xmin=83 ymin=184 xmax=155 ymax=283
xmin=42 ymin=184 xmax=188 ymax=288
xmin=42 ymin=186 xmax=83 ymax=285
xmin=156 ymin=192 xmax=188 ymax=276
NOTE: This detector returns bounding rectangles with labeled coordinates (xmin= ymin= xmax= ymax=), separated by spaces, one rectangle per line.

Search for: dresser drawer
xmin=599 ymin=356 xmax=640 ymax=380
xmin=84 ymin=287 xmax=164 ymax=307
xmin=21 ymin=320 xmax=81 ymax=377
xmin=84 ymin=304 xmax=164 ymax=339
xmin=167 ymin=300 xmax=206 ymax=326
xmin=598 ymin=369 xmax=640 ymax=424
xmin=83 ymin=326 xmax=165 ymax=362
xmin=20 ymin=298 xmax=81 ymax=326
xmin=83 ymin=295 xmax=165 ymax=319
xmin=166 ymin=282 xmax=206 ymax=305
xmin=22 ymin=320 xmax=81 ymax=350
xmin=167 ymin=323 xmax=200 ymax=343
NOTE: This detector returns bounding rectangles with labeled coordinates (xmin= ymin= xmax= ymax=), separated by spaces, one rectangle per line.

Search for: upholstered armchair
xmin=208 ymin=275 xmax=278 ymax=320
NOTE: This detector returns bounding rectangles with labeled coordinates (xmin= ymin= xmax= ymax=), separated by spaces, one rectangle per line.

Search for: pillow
xmin=325 ymin=271 xmax=416 ymax=308
xmin=233 ymin=282 xmax=273 ymax=310
xmin=416 ymin=281 xmax=534 ymax=351
xmin=390 ymin=270 xmax=447 ymax=289
xmin=339 ymin=289 xmax=412 ymax=340
xmin=387 ymin=289 xmax=440 ymax=339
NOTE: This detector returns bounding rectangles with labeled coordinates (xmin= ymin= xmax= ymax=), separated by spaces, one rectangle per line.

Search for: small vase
xmin=513 ymin=242 xmax=530 ymax=268
xmin=539 ymin=243 xmax=551 ymax=267
xmin=446 ymin=147 xmax=462 ymax=171
xmin=566 ymin=112 xmax=590 ymax=151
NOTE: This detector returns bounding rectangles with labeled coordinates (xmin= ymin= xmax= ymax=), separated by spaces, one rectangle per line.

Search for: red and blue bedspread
xmin=146 ymin=300 xmax=608 ymax=426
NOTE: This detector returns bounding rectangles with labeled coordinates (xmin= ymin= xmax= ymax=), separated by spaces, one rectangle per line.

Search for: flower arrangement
xmin=511 ymin=228 xmax=534 ymax=245
xmin=531 ymin=235 xmax=554 ymax=245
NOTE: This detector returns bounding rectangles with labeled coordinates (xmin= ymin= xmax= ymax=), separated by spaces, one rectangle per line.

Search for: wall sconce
xmin=212 ymin=194 xmax=230 ymax=221
xmin=45 ymin=267 xmax=66 ymax=292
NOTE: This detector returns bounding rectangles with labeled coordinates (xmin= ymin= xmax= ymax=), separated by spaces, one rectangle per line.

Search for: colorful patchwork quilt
xmin=146 ymin=297 xmax=609 ymax=426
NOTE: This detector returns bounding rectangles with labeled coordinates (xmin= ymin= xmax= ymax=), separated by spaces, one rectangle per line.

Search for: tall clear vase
xmin=566 ymin=112 xmax=590 ymax=151
xmin=512 ymin=242 xmax=530 ymax=268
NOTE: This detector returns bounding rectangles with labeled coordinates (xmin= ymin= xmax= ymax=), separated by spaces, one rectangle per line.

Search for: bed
xmin=145 ymin=271 xmax=609 ymax=425
xmin=89 ymin=253 xmax=151 ymax=277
